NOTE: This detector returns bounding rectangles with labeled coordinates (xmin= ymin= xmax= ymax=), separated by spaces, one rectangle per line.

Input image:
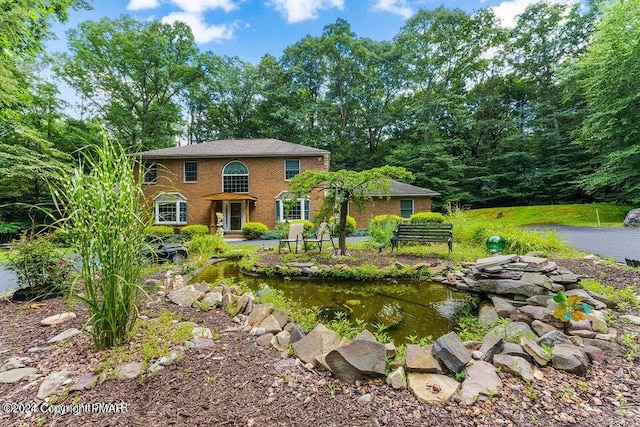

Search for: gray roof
xmin=136 ymin=139 xmax=330 ymax=159
xmin=371 ymin=180 xmax=440 ymax=197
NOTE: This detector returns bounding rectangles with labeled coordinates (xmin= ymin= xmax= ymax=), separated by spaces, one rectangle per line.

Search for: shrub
xmin=328 ymin=216 xmax=356 ymax=236
xmin=242 ymin=222 xmax=270 ymax=240
xmin=260 ymin=230 xmax=280 ymax=240
xmin=145 ymin=225 xmax=174 ymax=239
xmin=180 ymin=224 xmax=209 ymax=239
xmin=409 ymin=212 xmax=445 ymax=223
xmin=7 ymin=236 xmax=71 ymax=298
xmin=367 ymin=215 xmax=403 ymax=249
xmin=188 ymin=234 xmax=227 ymax=255
xmin=48 ymin=228 xmax=69 ymax=245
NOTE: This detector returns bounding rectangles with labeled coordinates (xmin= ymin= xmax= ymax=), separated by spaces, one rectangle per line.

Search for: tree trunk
xmin=338 ymin=198 xmax=349 ymax=254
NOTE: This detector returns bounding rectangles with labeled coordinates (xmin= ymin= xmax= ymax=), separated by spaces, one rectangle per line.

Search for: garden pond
xmin=192 ymin=261 xmax=473 ymax=344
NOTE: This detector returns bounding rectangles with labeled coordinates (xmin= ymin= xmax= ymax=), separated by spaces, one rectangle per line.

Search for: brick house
xmin=136 ymin=139 xmax=439 ymax=232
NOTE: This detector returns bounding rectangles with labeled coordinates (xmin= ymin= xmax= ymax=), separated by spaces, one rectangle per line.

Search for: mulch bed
xmin=1 ymin=257 xmax=640 ymax=427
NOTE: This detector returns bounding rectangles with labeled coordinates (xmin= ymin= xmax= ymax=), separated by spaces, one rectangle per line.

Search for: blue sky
xmin=48 ymin=0 xmax=577 ymax=64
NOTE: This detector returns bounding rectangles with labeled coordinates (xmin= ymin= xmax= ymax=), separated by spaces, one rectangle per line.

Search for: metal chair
xmin=279 ymin=222 xmax=304 ymax=253
xmin=303 ymin=222 xmax=335 ymax=253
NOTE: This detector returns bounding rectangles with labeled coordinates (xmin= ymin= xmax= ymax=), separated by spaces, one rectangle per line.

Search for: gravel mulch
xmin=1 ymin=256 xmax=639 ymax=427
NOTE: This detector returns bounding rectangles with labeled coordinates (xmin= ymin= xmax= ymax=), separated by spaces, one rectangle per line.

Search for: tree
xmin=578 ymin=0 xmax=640 ymax=203
xmin=56 ymin=15 xmax=200 ymax=152
xmin=289 ymin=166 xmax=413 ymax=253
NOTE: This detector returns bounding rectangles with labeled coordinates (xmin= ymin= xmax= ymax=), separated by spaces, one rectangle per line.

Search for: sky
xmin=48 ymin=0 xmax=578 ymax=64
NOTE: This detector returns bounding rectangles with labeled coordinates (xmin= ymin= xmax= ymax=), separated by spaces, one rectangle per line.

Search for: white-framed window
xmin=284 ymin=159 xmax=300 ymax=180
xmin=222 ymin=161 xmax=249 ymax=193
xmin=154 ymin=193 xmax=187 ymax=225
xmin=142 ymin=162 xmax=157 ymax=184
xmin=275 ymin=191 xmax=310 ymax=221
xmin=400 ymin=199 xmax=414 ymax=219
xmin=184 ymin=161 xmax=197 ymax=182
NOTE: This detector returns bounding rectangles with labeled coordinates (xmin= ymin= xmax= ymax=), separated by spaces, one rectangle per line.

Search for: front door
xmin=226 ymin=202 xmax=243 ymax=231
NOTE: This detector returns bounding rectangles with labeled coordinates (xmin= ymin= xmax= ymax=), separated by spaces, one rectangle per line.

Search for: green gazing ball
xmin=486 ymin=235 xmax=506 ymax=253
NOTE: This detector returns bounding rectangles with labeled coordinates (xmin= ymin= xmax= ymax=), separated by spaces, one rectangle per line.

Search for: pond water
xmin=192 ymin=261 xmax=472 ymax=344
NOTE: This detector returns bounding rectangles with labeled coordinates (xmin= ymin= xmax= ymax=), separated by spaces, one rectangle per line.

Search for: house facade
xmin=137 ymin=139 xmax=330 ymax=233
xmin=136 ymin=139 xmax=439 ymax=232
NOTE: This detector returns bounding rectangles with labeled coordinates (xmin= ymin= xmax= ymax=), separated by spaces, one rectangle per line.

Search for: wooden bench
xmin=390 ymin=223 xmax=453 ymax=254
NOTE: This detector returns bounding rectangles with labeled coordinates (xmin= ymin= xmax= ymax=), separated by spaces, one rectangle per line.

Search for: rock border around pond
xmin=158 ymin=253 xmax=619 ymax=405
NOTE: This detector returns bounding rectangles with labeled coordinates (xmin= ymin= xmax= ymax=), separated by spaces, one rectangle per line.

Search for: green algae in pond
xmin=192 ymin=262 xmax=470 ymax=344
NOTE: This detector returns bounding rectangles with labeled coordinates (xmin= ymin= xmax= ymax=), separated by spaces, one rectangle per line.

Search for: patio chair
xmin=279 ymin=222 xmax=304 ymax=253
xmin=303 ymin=221 xmax=336 ymax=253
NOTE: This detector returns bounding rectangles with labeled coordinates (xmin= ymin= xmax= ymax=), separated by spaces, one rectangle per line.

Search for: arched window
xmin=222 ymin=161 xmax=249 ymax=193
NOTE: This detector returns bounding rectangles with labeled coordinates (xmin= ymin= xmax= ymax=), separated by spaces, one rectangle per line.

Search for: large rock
xmin=292 ymin=324 xmax=342 ymax=367
xmin=0 ymin=367 xmax=38 ymax=384
xmin=478 ymin=336 xmax=504 ymax=363
xmin=478 ymin=301 xmax=499 ymax=327
xmin=551 ymin=343 xmax=590 ymax=375
xmin=490 ymin=297 xmax=516 ymax=318
xmin=479 ymin=279 xmax=545 ymax=298
xmin=492 ymin=354 xmax=534 ymax=381
xmin=500 ymin=342 xmax=533 ymax=362
xmin=47 ymin=328 xmax=82 ymax=344
xmin=258 ymin=315 xmax=283 ymax=334
xmin=247 ymin=303 xmax=275 ymax=327
xmin=117 ymin=362 xmax=144 ymax=379
xmin=623 ymin=208 xmax=640 ymax=227
xmin=531 ymin=320 xmax=558 ymax=337
xmin=622 ymin=314 xmax=640 ymax=326
xmin=486 ymin=322 xmax=535 ymax=342
xmin=407 ymin=373 xmax=460 ymax=404
xmin=202 ymin=291 xmax=223 ymax=308
xmin=459 ymin=361 xmax=503 ymax=405
xmin=537 ymin=330 xmax=571 ymax=347
xmin=517 ymin=305 xmax=557 ymax=324
xmin=37 ymin=370 xmax=71 ymax=399
xmin=475 ymin=254 xmax=519 ymax=270
xmin=324 ymin=340 xmax=386 ymax=383
xmin=433 ymin=332 xmax=470 ymax=374
xmin=521 ymin=273 xmax=553 ymax=290
xmin=168 ymin=285 xmax=204 ymax=307
xmin=40 ymin=312 xmax=76 ymax=326
xmin=406 ymin=345 xmax=444 ymax=374
xmin=520 ymin=337 xmax=549 ymax=366
xmin=582 ymin=338 xmax=623 ymax=357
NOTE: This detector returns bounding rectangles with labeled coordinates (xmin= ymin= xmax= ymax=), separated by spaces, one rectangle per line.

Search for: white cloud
xmin=170 ymin=0 xmax=238 ymax=14
xmin=372 ymin=0 xmax=413 ymax=19
xmin=161 ymin=12 xmax=237 ymax=43
xmin=267 ymin=0 xmax=344 ymax=23
xmin=491 ymin=0 xmax=578 ymax=28
xmin=126 ymin=0 xmax=161 ymax=11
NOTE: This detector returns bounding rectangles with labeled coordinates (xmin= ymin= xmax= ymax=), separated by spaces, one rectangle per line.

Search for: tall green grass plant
xmin=51 ymin=137 xmax=148 ymax=349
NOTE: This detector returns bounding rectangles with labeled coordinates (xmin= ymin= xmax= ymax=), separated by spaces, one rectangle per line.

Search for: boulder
xmin=117 ymin=362 xmax=144 ymax=380
xmin=490 ymin=297 xmax=516 ymax=318
xmin=520 ymin=273 xmax=553 ymax=290
xmin=354 ymin=329 xmax=377 ymax=342
xmin=202 ymin=291 xmax=223 ymax=308
xmin=531 ymin=320 xmax=558 ymax=337
xmin=459 ymin=361 xmax=503 ymax=405
xmin=526 ymin=295 xmax=552 ymax=307
xmin=0 ymin=357 xmax=29 ymax=372
xmin=478 ymin=302 xmax=499 ymax=327
xmin=500 ymin=342 xmax=533 ymax=362
xmin=192 ymin=337 xmax=215 ymax=349
xmin=271 ymin=309 xmax=289 ymax=329
xmin=407 ymin=373 xmax=460 ymax=404
xmin=168 ymin=285 xmax=204 ymax=307
xmin=386 ymin=366 xmax=407 ymax=390
xmin=492 ymin=354 xmax=534 ymax=381
xmin=621 ymin=314 xmax=640 ymax=326
xmin=47 ymin=328 xmax=82 ymax=344
xmin=551 ymin=343 xmax=590 ymax=375
xmin=69 ymin=373 xmax=99 ymax=391
xmin=37 ymin=370 xmax=71 ymax=399
xmin=583 ymin=346 xmax=606 ymax=364
xmin=475 ymin=255 xmax=519 ymax=269
xmin=517 ymin=305 xmax=557 ymax=324
xmin=406 ymin=345 xmax=445 ymax=374
xmin=289 ymin=325 xmax=305 ymax=344
xmin=247 ymin=303 xmax=274 ymax=327
xmin=479 ymin=279 xmax=545 ymax=298
xmin=586 ymin=310 xmax=608 ymax=334
xmin=40 ymin=312 xmax=77 ymax=326
xmin=325 ymin=340 xmax=387 ymax=383
xmin=258 ymin=315 xmax=283 ymax=334
xmin=0 ymin=367 xmax=39 ymax=384
xmin=292 ymin=324 xmax=342 ymax=367
xmin=235 ymin=292 xmax=254 ymax=314
xmin=486 ymin=322 xmax=535 ymax=342
xmin=433 ymin=332 xmax=470 ymax=374
xmin=256 ymin=333 xmax=274 ymax=346
xmin=520 ymin=337 xmax=550 ymax=366
xmin=582 ymin=338 xmax=623 ymax=357
xmin=192 ymin=326 xmax=214 ymax=339
xmin=537 ymin=330 xmax=571 ymax=347
xmin=623 ymin=208 xmax=640 ymax=227
xmin=478 ymin=336 xmax=504 ymax=363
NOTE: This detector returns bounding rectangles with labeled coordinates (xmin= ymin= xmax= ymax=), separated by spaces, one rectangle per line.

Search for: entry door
xmin=227 ymin=202 xmax=243 ymax=231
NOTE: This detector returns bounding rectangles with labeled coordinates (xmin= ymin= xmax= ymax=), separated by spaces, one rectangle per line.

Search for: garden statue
xmin=216 ymin=212 xmax=224 ymax=238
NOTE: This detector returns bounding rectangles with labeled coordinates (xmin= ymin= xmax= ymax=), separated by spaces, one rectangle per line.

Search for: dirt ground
xmin=1 ymin=256 xmax=639 ymax=427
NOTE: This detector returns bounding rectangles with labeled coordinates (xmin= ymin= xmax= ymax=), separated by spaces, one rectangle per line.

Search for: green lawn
xmin=461 ymin=203 xmax=632 ymax=227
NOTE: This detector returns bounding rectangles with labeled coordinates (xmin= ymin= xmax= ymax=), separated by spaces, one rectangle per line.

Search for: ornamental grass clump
xmin=51 ymin=138 xmax=147 ymax=350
